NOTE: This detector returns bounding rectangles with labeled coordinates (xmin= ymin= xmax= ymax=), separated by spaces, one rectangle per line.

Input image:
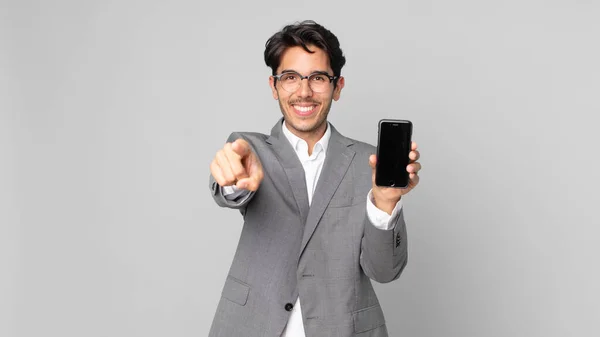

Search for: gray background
xmin=2 ymin=0 xmax=599 ymax=336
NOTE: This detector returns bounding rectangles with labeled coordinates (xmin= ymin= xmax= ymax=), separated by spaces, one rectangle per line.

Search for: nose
xmin=296 ymin=78 xmax=313 ymax=98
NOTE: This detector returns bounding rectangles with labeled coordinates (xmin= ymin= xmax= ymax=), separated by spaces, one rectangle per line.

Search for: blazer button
xmin=285 ymin=303 xmax=293 ymax=311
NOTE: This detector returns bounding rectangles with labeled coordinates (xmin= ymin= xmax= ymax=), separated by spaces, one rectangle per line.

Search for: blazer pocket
xmin=352 ymin=304 xmax=386 ymax=333
xmin=222 ymin=275 xmax=250 ymax=306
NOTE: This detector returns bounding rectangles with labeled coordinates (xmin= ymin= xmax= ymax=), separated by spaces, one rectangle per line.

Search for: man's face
xmin=269 ymin=45 xmax=345 ymax=136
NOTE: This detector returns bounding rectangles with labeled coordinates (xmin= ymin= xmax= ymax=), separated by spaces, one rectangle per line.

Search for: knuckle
xmin=233 ymin=167 xmax=245 ymax=177
xmin=224 ymin=171 xmax=235 ymax=180
xmin=214 ymin=176 xmax=225 ymax=186
xmin=221 ymin=170 xmax=233 ymax=181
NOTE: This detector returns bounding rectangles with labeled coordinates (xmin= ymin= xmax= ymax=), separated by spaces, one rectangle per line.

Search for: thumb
xmin=369 ymin=154 xmax=377 ymax=186
xmin=236 ymin=159 xmax=263 ymax=191
xmin=236 ymin=175 xmax=261 ymax=191
xmin=369 ymin=154 xmax=377 ymax=170
xmin=231 ymin=138 xmax=251 ymax=158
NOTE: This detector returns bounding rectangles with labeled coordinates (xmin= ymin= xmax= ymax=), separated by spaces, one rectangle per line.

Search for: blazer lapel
xmin=299 ymin=124 xmax=355 ymax=259
xmin=266 ymin=119 xmax=310 ymax=223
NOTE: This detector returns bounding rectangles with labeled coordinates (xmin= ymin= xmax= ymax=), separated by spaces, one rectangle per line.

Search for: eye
xmin=311 ymin=75 xmax=326 ymax=82
xmin=282 ymin=74 xmax=297 ymax=81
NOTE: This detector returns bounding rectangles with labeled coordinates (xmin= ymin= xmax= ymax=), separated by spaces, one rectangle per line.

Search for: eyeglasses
xmin=272 ymin=71 xmax=338 ymax=93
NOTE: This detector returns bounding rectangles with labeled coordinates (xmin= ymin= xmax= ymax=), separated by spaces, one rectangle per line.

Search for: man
xmin=208 ymin=20 xmax=421 ymax=337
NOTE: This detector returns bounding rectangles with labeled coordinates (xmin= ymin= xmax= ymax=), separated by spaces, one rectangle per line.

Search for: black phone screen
xmin=375 ymin=120 xmax=412 ymax=188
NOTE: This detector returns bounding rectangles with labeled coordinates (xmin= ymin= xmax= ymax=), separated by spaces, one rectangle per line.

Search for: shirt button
xmin=285 ymin=303 xmax=294 ymax=311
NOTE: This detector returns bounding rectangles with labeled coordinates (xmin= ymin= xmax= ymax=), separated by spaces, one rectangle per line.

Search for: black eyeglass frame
xmin=272 ymin=70 xmax=339 ymax=92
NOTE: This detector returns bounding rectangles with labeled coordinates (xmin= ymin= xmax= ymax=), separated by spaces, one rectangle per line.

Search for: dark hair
xmin=264 ymin=20 xmax=346 ymax=82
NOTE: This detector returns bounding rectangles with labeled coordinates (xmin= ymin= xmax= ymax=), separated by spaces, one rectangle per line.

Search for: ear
xmin=269 ymin=76 xmax=278 ymax=100
xmin=332 ymin=76 xmax=345 ymax=101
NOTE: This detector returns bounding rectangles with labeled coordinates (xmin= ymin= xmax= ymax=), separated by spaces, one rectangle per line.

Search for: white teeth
xmin=294 ymin=105 xmax=315 ymax=112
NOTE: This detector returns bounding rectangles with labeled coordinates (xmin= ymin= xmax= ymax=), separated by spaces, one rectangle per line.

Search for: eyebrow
xmin=280 ymin=69 xmax=331 ymax=75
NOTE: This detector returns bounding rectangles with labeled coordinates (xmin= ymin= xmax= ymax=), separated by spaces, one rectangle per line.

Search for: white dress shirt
xmin=223 ymin=121 xmax=403 ymax=337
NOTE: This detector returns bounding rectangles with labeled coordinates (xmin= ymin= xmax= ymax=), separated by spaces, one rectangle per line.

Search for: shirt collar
xmin=281 ymin=120 xmax=331 ymax=157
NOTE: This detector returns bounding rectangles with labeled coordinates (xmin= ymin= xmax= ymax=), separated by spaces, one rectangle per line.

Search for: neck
xmin=285 ymin=121 xmax=328 ymax=156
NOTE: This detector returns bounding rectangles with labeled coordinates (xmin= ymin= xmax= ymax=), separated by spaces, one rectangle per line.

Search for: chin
xmin=289 ymin=118 xmax=325 ymax=133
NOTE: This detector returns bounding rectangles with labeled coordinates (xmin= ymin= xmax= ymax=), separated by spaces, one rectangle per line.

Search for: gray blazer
xmin=208 ymin=118 xmax=408 ymax=337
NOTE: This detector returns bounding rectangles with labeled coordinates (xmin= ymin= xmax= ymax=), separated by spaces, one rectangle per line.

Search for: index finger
xmin=411 ymin=141 xmax=418 ymax=150
xmin=231 ymin=138 xmax=251 ymax=158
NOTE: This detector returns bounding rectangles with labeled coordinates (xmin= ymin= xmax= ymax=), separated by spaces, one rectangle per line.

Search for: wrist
xmin=373 ymin=195 xmax=400 ymax=215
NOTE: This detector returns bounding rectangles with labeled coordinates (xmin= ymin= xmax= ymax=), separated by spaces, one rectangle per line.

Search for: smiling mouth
xmin=292 ymin=104 xmax=318 ymax=116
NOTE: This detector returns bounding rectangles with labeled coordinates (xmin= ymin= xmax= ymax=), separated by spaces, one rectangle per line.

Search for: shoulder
xmin=350 ymin=138 xmax=376 ymax=155
xmin=329 ymin=122 xmax=376 ymax=156
xmin=336 ymin=132 xmax=375 ymax=157
xmin=222 ymin=131 xmax=271 ymax=156
xmin=225 ymin=131 xmax=269 ymax=144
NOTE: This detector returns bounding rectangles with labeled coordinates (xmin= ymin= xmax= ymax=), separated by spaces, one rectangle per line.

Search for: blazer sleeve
xmin=359 ymin=207 xmax=408 ymax=283
xmin=208 ymin=132 xmax=256 ymax=210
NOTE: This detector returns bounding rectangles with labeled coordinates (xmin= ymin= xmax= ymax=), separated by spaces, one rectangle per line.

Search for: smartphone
xmin=375 ymin=119 xmax=413 ymax=188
